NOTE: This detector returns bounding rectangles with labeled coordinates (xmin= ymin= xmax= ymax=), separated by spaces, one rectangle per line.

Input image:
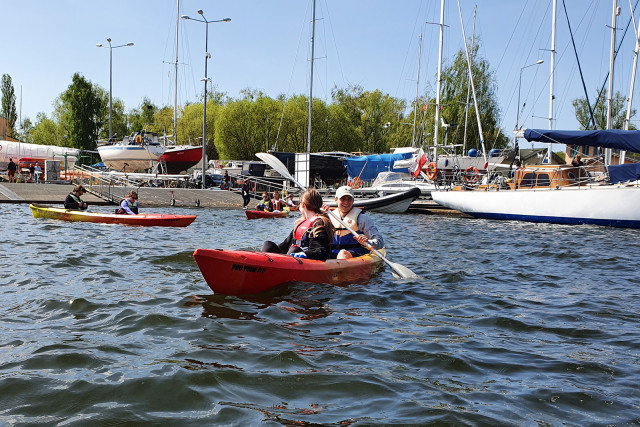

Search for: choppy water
xmin=1 ymin=203 xmax=639 ymax=425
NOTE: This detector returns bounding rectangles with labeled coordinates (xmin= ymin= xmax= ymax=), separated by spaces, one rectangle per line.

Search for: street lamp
xmin=182 ymin=10 xmax=230 ymax=189
xmin=516 ymin=59 xmax=544 ymax=131
xmin=96 ymin=38 xmax=134 ymax=140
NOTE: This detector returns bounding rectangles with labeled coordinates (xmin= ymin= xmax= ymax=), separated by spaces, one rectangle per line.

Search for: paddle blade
xmin=388 ymin=262 xmax=420 ymax=280
xmin=256 ymin=152 xmax=305 ymax=190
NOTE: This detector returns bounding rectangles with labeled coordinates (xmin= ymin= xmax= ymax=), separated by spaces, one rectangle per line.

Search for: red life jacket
xmin=293 ymin=215 xmax=321 ymax=243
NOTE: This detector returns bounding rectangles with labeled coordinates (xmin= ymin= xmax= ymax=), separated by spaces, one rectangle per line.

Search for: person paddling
xmin=261 ymin=188 xmax=333 ymax=260
xmin=64 ymin=185 xmax=88 ymax=210
xmin=326 ymin=186 xmax=384 ymax=259
xmin=255 ymin=192 xmax=273 ymax=212
xmin=116 ymin=190 xmax=139 ymax=215
xmin=271 ymin=191 xmax=287 ymax=212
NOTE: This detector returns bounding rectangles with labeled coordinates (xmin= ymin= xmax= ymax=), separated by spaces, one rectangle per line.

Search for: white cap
xmin=335 ymin=186 xmax=354 ymax=200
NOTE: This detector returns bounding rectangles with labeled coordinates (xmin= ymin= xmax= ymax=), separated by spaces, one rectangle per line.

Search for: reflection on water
xmin=0 ymin=204 xmax=639 ymax=425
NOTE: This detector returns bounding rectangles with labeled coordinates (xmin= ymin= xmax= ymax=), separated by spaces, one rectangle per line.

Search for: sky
xmin=2 ymin=0 xmax=638 ymax=150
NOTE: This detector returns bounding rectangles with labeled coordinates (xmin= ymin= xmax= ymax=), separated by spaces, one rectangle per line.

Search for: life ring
xmin=425 ymin=162 xmax=438 ymax=180
xmin=465 ymin=166 xmax=480 ymax=183
xmin=351 ymin=177 xmax=361 ymax=189
xmin=135 ymin=134 xmax=143 ymax=144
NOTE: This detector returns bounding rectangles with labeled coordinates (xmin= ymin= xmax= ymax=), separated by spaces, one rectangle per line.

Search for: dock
xmin=0 ymin=182 xmax=466 ymax=216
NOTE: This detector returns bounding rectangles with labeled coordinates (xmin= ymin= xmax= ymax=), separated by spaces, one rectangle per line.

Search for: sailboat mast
xmin=457 ymin=0 xmax=487 ymax=164
xmin=621 ymin=0 xmax=640 ymax=164
xmin=174 ymin=0 xmax=180 ymax=145
xmin=462 ymin=6 xmax=476 ymax=155
xmin=546 ymin=0 xmax=557 ymax=163
xmin=606 ymin=0 xmax=619 ymax=165
xmin=412 ymin=34 xmax=422 ymax=147
xmin=433 ymin=0 xmax=445 ymax=159
xmin=307 ymin=0 xmax=316 ymax=154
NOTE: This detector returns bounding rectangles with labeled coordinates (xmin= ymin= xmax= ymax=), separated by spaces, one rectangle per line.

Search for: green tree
xmin=128 ymin=97 xmax=158 ymax=132
xmin=55 ymin=73 xmax=105 ymax=150
xmin=1 ymin=74 xmax=18 ymax=138
xmin=30 ymin=112 xmax=62 ymax=146
xmin=573 ymin=90 xmax=635 ymax=130
xmin=437 ymin=42 xmax=508 ymax=151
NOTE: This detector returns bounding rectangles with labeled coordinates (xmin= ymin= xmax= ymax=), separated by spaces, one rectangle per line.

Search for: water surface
xmin=1 ymin=204 xmax=638 ymax=425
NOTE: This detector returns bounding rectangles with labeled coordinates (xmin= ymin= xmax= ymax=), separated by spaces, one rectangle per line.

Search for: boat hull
xmin=97 ymin=144 xmax=165 ymax=172
xmin=245 ymin=210 xmax=289 ymax=219
xmin=326 ymin=187 xmax=421 ymax=213
xmin=158 ymin=146 xmax=203 ymax=174
xmin=30 ymin=204 xmax=196 ymax=227
xmin=193 ymin=249 xmax=385 ymax=295
xmin=432 ymin=185 xmax=640 ymax=228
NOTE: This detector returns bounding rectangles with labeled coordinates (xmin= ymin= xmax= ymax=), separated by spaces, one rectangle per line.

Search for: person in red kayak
xmin=271 ymin=191 xmax=287 ymax=212
xmin=116 ymin=190 xmax=139 ymax=215
xmin=326 ymin=185 xmax=384 ymax=259
xmin=255 ymin=192 xmax=273 ymax=212
xmin=261 ymin=188 xmax=334 ymax=260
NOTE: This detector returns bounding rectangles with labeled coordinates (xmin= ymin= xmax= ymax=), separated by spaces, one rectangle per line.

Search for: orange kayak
xmin=30 ymin=204 xmax=196 ymax=227
xmin=193 ymin=248 xmax=385 ymax=295
xmin=245 ymin=209 xmax=289 ymax=219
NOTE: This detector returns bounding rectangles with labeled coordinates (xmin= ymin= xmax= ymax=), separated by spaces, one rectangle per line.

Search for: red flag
xmin=414 ymin=154 xmax=427 ymax=178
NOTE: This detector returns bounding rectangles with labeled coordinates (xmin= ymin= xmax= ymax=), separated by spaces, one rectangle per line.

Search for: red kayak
xmin=30 ymin=204 xmax=196 ymax=227
xmin=245 ymin=209 xmax=289 ymax=220
xmin=193 ymin=248 xmax=385 ymax=295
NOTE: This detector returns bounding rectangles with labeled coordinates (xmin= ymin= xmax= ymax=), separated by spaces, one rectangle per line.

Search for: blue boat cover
xmin=345 ymin=152 xmax=413 ymax=181
xmin=523 ymin=129 xmax=640 ymax=154
xmin=608 ymin=163 xmax=640 ymax=184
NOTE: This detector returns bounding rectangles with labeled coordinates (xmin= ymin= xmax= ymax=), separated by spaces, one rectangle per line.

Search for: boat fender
xmin=425 ymin=162 xmax=438 ymax=181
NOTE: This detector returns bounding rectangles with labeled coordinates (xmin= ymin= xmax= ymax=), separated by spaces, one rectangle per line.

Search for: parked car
xmin=192 ymin=173 xmax=224 ymax=189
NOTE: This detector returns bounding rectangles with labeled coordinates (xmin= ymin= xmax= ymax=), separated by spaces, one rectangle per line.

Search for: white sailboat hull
xmin=432 ymin=185 xmax=640 ymax=228
xmin=97 ymin=145 xmax=165 ymax=172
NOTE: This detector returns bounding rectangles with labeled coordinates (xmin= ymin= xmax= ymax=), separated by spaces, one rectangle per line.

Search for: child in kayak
xmin=261 ymin=188 xmax=334 ymax=260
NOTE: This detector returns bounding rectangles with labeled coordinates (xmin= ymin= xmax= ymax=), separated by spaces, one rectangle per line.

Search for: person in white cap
xmin=327 ymin=185 xmax=384 ymax=259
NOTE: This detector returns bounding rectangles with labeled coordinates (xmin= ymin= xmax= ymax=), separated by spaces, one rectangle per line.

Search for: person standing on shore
xmin=64 ymin=185 xmax=88 ymax=210
xmin=7 ymin=159 xmax=17 ymax=183
xmin=241 ymin=179 xmax=251 ymax=209
xmin=29 ymin=164 xmax=35 ymax=181
xmin=34 ymin=164 xmax=42 ymax=183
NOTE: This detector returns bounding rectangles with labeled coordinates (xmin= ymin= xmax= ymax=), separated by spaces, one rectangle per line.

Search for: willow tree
xmin=436 ymin=42 xmax=508 ymax=152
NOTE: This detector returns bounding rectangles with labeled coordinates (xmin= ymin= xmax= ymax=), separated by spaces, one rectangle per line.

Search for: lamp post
xmin=516 ymin=59 xmax=544 ymax=131
xmin=96 ymin=38 xmax=134 ymax=140
xmin=182 ymin=10 xmax=230 ymax=189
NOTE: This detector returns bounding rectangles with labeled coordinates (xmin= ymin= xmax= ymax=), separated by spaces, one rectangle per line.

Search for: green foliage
xmin=30 ymin=112 xmax=63 ymax=146
xmin=128 ymin=97 xmax=158 ymax=133
xmin=1 ymin=74 xmax=18 ymax=138
xmin=55 ymin=73 xmax=105 ymax=150
xmin=437 ymin=44 xmax=509 ymax=151
xmin=573 ymin=90 xmax=636 ymax=130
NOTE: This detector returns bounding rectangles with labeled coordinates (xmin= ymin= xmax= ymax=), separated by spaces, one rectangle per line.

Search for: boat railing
xmin=72 ymin=165 xmax=141 ymax=204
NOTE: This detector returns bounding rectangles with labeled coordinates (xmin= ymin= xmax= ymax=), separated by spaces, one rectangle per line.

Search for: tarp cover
xmin=608 ymin=163 xmax=640 ymax=184
xmin=345 ymin=152 xmax=413 ymax=181
xmin=523 ymin=129 xmax=640 ymax=154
